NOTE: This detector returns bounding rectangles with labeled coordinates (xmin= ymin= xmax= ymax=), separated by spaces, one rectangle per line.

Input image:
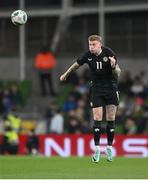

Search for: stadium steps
xmin=21 ymin=95 xmax=53 ymax=115
xmin=21 ymin=84 xmax=74 ymax=120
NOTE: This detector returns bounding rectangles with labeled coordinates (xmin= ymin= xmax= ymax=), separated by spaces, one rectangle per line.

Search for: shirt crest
xmin=103 ymin=57 xmax=108 ymax=62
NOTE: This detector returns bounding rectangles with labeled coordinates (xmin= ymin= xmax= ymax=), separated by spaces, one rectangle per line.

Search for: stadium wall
xmin=0 ymin=58 xmax=19 ymax=79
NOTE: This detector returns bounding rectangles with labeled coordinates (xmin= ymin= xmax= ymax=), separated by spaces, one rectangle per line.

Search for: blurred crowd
xmin=117 ymin=70 xmax=148 ymax=134
xmin=0 ymin=112 xmax=21 ymax=154
xmin=0 ymin=82 xmax=39 ymax=155
xmin=45 ymin=71 xmax=91 ymax=134
xmin=0 ymin=83 xmax=23 ymax=115
xmin=45 ymin=69 xmax=148 ymax=135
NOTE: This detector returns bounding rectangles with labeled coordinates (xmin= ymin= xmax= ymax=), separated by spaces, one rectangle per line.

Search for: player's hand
xmin=109 ymin=56 xmax=116 ymax=69
xmin=60 ymin=73 xmax=67 ymax=81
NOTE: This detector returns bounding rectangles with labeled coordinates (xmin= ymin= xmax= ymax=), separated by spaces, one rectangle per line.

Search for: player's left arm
xmin=113 ymin=64 xmax=121 ymax=78
xmin=109 ymin=56 xmax=121 ymax=78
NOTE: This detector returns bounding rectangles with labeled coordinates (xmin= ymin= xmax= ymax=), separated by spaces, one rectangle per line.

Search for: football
xmin=11 ymin=10 xmax=27 ymax=25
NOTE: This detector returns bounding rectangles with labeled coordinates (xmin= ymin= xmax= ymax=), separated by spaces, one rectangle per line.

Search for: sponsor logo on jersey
xmin=88 ymin=58 xmax=92 ymax=61
xmin=103 ymin=57 xmax=108 ymax=62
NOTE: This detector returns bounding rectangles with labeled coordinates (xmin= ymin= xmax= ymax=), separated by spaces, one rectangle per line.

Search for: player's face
xmin=89 ymin=40 xmax=102 ymax=54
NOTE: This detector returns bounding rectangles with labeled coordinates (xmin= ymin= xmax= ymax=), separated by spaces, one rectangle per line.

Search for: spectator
xmin=139 ymin=70 xmax=147 ymax=85
xmin=63 ymin=94 xmax=78 ymax=112
xmin=9 ymin=83 xmax=23 ymax=108
xmin=123 ymin=117 xmax=137 ymax=135
xmin=75 ymin=78 xmax=88 ymax=95
xmin=7 ymin=112 xmax=22 ymax=133
xmin=49 ymin=108 xmax=64 ymax=134
xmin=0 ymin=125 xmax=19 ymax=155
xmin=35 ymin=46 xmax=57 ymax=96
xmin=2 ymin=90 xmax=13 ymax=114
xmin=81 ymin=121 xmax=91 ymax=133
xmin=130 ymin=76 xmax=144 ymax=98
xmin=45 ymin=102 xmax=56 ymax=133
xmin=116 ymin=102 xmax=126 ymax=125
xmin=26 ymin=129 xmax=39 ymax=155
xmin=67 ymin=116 xmax=81 ymax=134
xmin=75 ymin=99 xmax=85 ymax=122
xmin=119 ymin=71 xmax=133 ymax=95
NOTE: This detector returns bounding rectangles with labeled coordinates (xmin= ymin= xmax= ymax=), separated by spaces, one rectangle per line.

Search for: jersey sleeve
xmin=76 ymin=52 xmax=88 ymax=66
xmin=106 ymin=47 xmax=118 ymax=64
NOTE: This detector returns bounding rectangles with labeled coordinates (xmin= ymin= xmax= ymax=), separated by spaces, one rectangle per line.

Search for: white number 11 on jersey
xmin=96 ymin=61 xmax=102 ymax=69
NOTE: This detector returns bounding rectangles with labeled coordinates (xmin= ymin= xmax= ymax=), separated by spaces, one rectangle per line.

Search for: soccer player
xmin=60 ymin=35 xmax=121 ymax=162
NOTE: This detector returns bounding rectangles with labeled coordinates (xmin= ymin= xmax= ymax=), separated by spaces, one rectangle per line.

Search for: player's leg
xmin=105 ymin=104 xmax=117 ymax=161
xmin=92 ymin=106 xmax=103 ymax=163
xmin=89 ymin=86 xmax=105 ymax=162
xmin=105 ymin=89 xmax=119 ymax=161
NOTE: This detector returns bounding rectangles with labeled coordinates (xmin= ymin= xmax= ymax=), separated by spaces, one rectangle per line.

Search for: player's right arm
xmin=60 ymin=62 xmax=80 ymax=81
xmin=60 ymin=52 xmax=88 ymax=81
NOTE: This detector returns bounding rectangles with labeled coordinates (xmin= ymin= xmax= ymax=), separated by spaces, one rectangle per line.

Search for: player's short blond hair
xmin=88 ymin=35 xmax=102 ymax=42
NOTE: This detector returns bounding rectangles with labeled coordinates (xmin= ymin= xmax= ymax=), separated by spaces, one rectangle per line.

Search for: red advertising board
xmin=17 ymin=134 xmax=148 ymax=157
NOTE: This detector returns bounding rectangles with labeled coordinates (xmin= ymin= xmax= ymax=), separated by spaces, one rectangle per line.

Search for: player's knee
xmin=106 ymin=114 xmax=116 ymax=121
xmin=93 ymin=112 xmax=102 ymax=121
xmin=93 ymin=107 xmax=103 ymax=120
xmin=94 ymin=116 xmax=102 ymax=121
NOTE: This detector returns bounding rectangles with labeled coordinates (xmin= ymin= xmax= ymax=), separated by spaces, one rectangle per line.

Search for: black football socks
xmin=106 ymin=121 xmax=115 ymax=146
xmin=93 ymin=120 xmax=102 ymax=146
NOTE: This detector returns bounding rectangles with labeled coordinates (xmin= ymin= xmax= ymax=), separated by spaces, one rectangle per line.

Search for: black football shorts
xmin=89 ymin=87 xmax=119 ymax=108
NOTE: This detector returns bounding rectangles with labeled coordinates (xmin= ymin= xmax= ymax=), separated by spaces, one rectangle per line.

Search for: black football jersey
xmin=77 ymin=46 xmax=118 ymax=89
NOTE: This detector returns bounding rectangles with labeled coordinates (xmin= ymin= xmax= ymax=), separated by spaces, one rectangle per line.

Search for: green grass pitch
xmin=0 ymin=156 xmax=148 ymax=179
